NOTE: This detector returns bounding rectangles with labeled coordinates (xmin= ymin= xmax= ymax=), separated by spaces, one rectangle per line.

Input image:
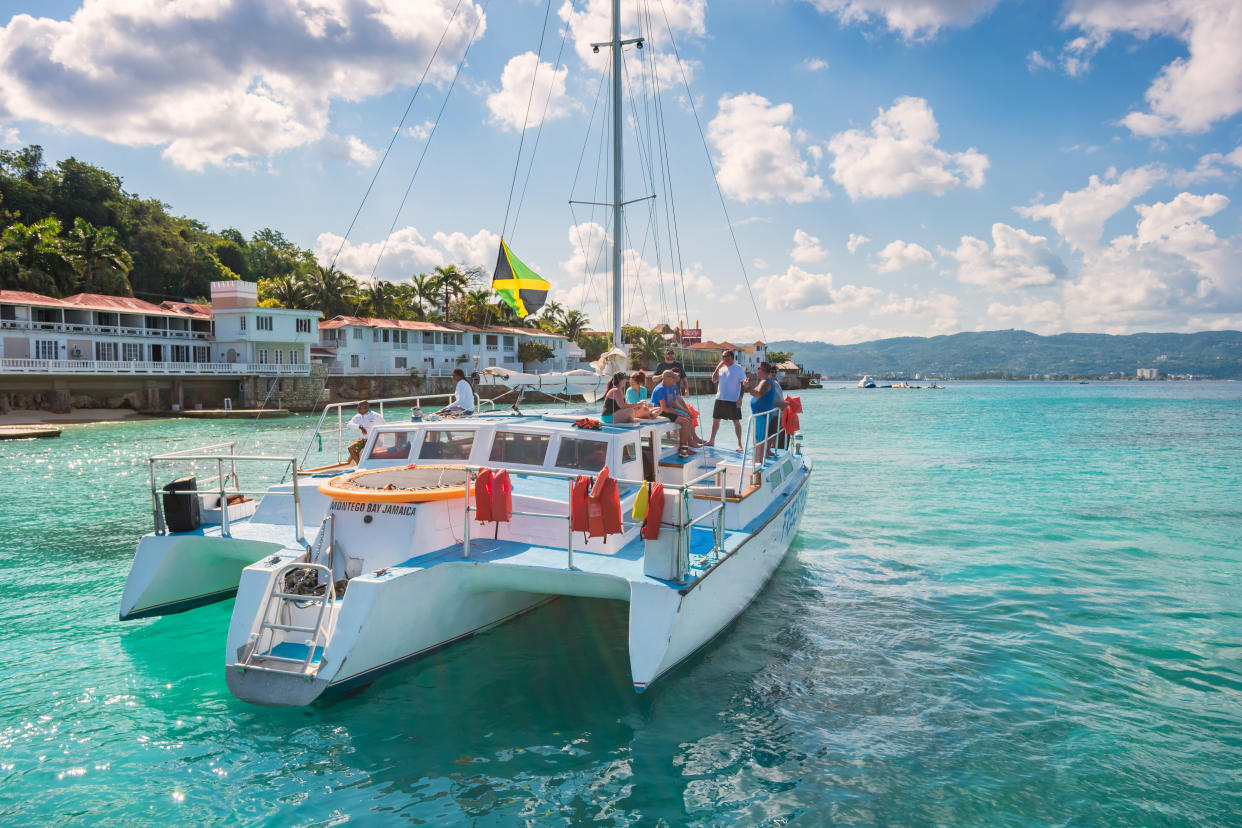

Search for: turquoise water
xmin=1 ymin=383 xmax=1240 ymax=825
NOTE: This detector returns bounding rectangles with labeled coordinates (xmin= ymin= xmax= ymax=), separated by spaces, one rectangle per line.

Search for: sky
xmin=1 ymin=0 xmax=1240 ymax=344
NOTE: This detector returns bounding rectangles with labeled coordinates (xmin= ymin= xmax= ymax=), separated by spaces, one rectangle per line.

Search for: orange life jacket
xmin=490 ymin=468 xmax=512 ymax=523
xmin=474 ymin=468 xmax=494 ymax=522
xmin=570 ymin=474 xmax=591 ymax=533
xmin=781 ymin=395 xmax=802 ymax=434
xmin=642 ymin=481 xmax=664 ymax=540
xmin=587 ymin=466 xmax=622 ymax=538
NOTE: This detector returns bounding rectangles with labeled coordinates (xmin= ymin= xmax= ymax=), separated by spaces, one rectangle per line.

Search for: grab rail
xmin=298 ymin=392 xmax=498 ymax=467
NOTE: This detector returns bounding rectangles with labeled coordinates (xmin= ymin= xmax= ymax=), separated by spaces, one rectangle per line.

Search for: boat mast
xmin=593 ymin=0 xmax=642 ymax=350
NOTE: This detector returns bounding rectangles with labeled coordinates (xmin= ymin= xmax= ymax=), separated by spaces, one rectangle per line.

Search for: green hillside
xmin=776 ymin=330 xmax=1242 ymax=379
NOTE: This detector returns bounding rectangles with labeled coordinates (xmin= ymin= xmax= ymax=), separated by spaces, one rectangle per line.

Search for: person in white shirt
xmin=706 ymin=349 xmax=748 ymax=451
xmin=347 ymin=401 xmax=384 ymax=463
xmin=437 ymin=368 xmax=475 ymax=417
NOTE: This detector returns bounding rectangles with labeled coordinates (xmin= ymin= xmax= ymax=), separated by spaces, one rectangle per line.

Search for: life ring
xmin=318 ymin=464 xmax=474 ymax=503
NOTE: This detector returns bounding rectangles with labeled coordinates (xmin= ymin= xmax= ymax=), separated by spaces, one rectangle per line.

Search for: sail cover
xmin=492 ymin=240 xmax=549 ymax=318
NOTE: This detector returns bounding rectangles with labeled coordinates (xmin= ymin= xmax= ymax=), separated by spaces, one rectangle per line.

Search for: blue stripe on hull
xmin=119 ymin=587 xmax=237 ymax=620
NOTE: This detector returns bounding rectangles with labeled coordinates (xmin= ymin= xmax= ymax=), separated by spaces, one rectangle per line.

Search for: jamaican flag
xmin=492 ymin=239 xmax=549 ymax=318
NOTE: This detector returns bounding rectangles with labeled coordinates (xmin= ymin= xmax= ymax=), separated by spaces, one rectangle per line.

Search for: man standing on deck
xmin=347 ymin=400 xmax=384 ymax=464
xmin=706 ymin=348 xmax=747 ymax=451
xmin=651 ymin=348 xmax=688 ymax=396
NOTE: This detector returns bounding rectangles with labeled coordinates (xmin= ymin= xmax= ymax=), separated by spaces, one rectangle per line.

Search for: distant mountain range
xmin=773 ymin=330 xmax=1242 ymax=379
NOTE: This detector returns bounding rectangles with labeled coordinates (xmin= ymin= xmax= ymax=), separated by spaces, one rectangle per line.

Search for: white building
xmin=315 ymin=316 xmax=570 ymax=377
xmin=0 ymin=281 xmax=320 ymax=376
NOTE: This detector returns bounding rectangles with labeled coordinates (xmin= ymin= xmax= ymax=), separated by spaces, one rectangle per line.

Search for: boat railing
xmin=455 ymin=461 xmax=726 ymax=581
xmin=298 ymin=393 xmax=498 ymax=468
xmin=737 ymin=408 xmax=791 ymax=487
xmin=148 ymin=443 xmax=307 ymax=546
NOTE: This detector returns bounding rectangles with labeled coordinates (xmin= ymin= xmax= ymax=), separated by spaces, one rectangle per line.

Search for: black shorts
xmin=659 ymin=410 xmax=680 ymax=423
xmin=712 ymin=399 xmax=740 ymax=421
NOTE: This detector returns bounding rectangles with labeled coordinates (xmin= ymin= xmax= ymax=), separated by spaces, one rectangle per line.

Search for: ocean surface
xmin=1 ymin=382 xmax=1239 ymax=826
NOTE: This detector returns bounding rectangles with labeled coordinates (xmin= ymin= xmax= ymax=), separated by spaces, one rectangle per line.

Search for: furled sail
xmin=492 ymin=240 xmax=549 ymax=318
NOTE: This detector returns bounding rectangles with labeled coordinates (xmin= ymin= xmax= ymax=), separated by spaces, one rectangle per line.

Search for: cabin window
xmin=621 ymin=442 xmax=638 ymax=464
xmin=367 ymin=431 xmax=414 ymax=461
xmin=555 ymin=437 xmax=608 ymax=472
xmin=419 ymin=429 xmax=475 ymax=461
xmin=489 ymin=431 xmax=549 ymax=466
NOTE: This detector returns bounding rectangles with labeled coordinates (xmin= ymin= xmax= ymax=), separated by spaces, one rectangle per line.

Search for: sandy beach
xmin=0 ymin=408 xmax=157 ymax=426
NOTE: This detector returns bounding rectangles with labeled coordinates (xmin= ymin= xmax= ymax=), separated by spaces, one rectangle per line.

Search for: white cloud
xmin=557 ymin=0 xmax=705 ymax=83
xmin=791 ymin=229 xmax=829 ymax=263
xmin=942 ymin=222 xmax=1065 ymax=289
xmin=808 ymin=0 xmax=1000 ymax=40
xmin=795 ymin=323 xmax=916 ymax=345
xmin=1027 ymin=50 xmax=1054 ymax=72
xmin=485 ymin=52 xmax=573 ymax=132
xmin=1016 ymin=165 xmax=1164 ymax=253
xmin=708 ymin=93 xmax=826 ymax=203
xmin=800 ymin=58 xmax=830 ymax=72
xmin=751 ymin=266 xmax=881 ymax=312
xmin=0 ymin=1 xmax=486 ymax=171
xmin=846 ymin=233 xmax=871 ymax=254
xmin=872 ymin=240 xmax=934 ymax=273
xmin=826 ymin=96 xmax=988 ymax=200
xmin=315 ymin=224 xmax=496 ymax=282
xmin=1174 ymin=146 xmax=1242 ymax=185
xmin=875 ymin=290 xmax=961 ymax=331
xmin=1135 ymin=193 xmax=1229 ymax=245
xmin=405 ymin=121 xmax=436 ymax=140
xmin=752 ymin=257 xmax=769 ymax=270
xmin=344 ymin=135 xmax=378 ymax=167
xmin=986 ymin=299 xmax=1064 ymax=332
xmin=1 ymin=125 xmax=18 ymax=146
xmin=1062 ymin=0 xmax=1242 ymax=136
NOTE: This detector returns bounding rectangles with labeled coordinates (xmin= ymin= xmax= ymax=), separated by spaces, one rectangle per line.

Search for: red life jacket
xmin=781 ymin=395 xmax=802 ymax=434
xmin=490 ymin=468 xmax=512 ymax=523
xmin=474 ymin=468 xmax=494 ymax=522
xmin=570 ymin=474 xmax=591 ymax=533
xmin=587 ymin=466 xmax=622 ymax=538
xmin=642 ymin=481 xmax=664 ymax=540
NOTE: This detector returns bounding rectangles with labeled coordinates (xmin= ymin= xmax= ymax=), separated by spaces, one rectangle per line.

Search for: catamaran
xmin=119 ymin=0 xmax=812 ymax=706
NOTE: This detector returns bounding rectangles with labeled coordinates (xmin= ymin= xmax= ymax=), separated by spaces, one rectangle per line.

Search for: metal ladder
xmin=242 ymin=562 xmax=336 ymax=676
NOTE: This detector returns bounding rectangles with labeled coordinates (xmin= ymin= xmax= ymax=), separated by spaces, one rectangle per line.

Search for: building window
xmin=122 ymin=343 xmax=142 ymax=361
xmin=258 ymin=349 xmax=268 ymax=364
xmin=239 ymin=317 xmax=246 ymax=332
xmin=353 ymin=327 xmax=364 ymax=340
xmin=35 ymin=340 xmax=59 ymax=359
xmin=486 ymin=335 xmax=498 ymax=350
xmin=275 ymin=349 xmax=283 ymax=364
xmin=170 ymin=345 xmax=190 ymax=362
xmin=296 ymin=318 xmax=311 ymax=333
xmin=350 ymin=354 xmax=360 ymax=368
xmin=193 ymin=345 xmax=210 ymax=362
xmin=95 ymin=341 xmax=119 ymax=361
xmin=503 ymin=335 xmax=514 ymax=349
xmin=257 ymin=316 xmax=273 ymax=331
xmin=289 ymin=349 xmax=300 ymax=364
xmin=422 ymin=332 xmax=434 ymax=345
xmin=395 ymin=357 xmax=407 ymax=369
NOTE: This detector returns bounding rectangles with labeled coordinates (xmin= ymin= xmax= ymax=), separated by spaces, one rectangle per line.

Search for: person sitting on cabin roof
xmin=436 ymin=368 xmax=475 ymax=417
xmin=347 ymin=401 xmax=384 ymax=464
xmin=625 ymin=371 xmax=649 ymax=404
xmin=651 ymin=369 xmax=702 ymax=454
xmin=602 ymin=372 xmax=656 ymax=424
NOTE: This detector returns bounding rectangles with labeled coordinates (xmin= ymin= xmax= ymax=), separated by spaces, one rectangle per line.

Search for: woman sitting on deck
xmin=602 ymin=372 xmax=656 ymax=425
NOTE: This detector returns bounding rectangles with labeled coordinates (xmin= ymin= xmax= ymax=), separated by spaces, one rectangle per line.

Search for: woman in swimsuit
xmin=602 ymin=372 xmax=653 ymax=424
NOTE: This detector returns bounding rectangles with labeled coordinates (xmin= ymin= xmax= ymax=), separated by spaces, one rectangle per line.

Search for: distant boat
xmin=858 ymin=376 xmax=877 ymax=388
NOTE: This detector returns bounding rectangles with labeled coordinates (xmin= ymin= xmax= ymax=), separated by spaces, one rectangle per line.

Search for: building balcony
xmin=0 ymin=359 xmax=311 ymax=376
xmin=0 ymin=319 xmax=209 ymax=339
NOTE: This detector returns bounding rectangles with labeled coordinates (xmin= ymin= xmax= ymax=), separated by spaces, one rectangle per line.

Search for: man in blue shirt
xmin=651 ymin=370 xmax=702 ymax=452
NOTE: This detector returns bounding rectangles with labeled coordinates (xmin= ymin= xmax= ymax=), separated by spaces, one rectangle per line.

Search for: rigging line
xmin=570 ymin=59 xmax=611 ymax=201
xmin=499 ymin=0 xmax=556 ymax=241
xmin=568 ymin=203 xmax=607 ymax=334
xmin=362 ymin=0 xmax=492 ymax=288
xmin=325 ymin=0 xmax=468 ymax=274
xmin=656 ymin=0 xmax=767 ymax=342
xmin=642 ymin=0 xmax=690 ymax=328
xmin=623 ymin=207 xmax=655 ymax=327
xmin=509 ymin=8 xmax=572 ymax=240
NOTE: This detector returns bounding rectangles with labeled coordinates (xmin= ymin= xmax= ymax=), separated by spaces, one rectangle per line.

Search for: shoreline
xmin=0 ymin=409 xmax=159 ymax=426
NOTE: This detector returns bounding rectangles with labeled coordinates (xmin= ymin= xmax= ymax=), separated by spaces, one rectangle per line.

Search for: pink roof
xmin=60 ymin=293 xmax=205 ymax=319
xmin=160 ymin=300 xmax=212 ymax=318
xmin=318 ymin=315 xmax=456 ymax=332
xmin=0 ymin=289 xmax=68 ymax=307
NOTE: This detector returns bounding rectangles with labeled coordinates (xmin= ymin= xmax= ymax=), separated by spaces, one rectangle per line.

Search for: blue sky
xmin=1 ymin=0 xmax=1239 ymax=343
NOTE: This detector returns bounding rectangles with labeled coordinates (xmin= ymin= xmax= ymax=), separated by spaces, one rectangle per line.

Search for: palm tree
xmin=300 ymin=264 xmax=357 ymax=317
xmin=458 ymin=289 xmax=493 ymax=325
xmin=433 ymin=264 xmax=469 ymax=316
xmin=362 ymin=278 xmax=395 ymax=319
xmin=408 ymin=272 xmax=438 ymax=320
xmin=63 ymin=218 xmax=133 ymax=296
xmin=628 ymin=328 xmax=667 ymax=369
xmin=0 ymin=217 xmax=72 ymax=296
xmin=264 ymin=273 xmax=308 ymax=308
xmin=558 ymin=309 xmax=589 ymax=344
xmin=539 ymin=300 xmax=564 ymax=326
